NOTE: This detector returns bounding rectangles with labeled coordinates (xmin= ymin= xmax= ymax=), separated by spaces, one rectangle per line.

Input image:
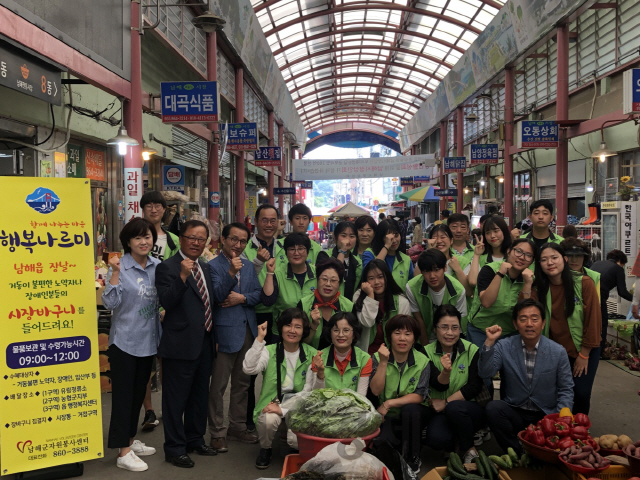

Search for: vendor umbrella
xmin=398 ymin=186 xmax=440 ymax=202
xmin=329 ymin=203 xmax=346 ymax=213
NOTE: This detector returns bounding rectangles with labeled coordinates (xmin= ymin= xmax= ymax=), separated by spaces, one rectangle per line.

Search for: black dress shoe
xmin=187 ymin=444 xmax=218 ymax=456
xmin=255 ymin=448 xmax=272 ymax=469
xmin=165 ymin=454 xmax=195 ymax=468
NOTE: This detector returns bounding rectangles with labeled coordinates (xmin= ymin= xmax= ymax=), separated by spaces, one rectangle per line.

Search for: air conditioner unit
xmin=0 ymin=150 xmax=24 ymax=175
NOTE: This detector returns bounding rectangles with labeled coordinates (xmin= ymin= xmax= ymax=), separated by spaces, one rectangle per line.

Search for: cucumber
xmin=501 ymin=454 xmax=513 ymax=469
xmin=489 ymin=455 xmax=509 ymax=469
xmin=478 ymin=451 xmax=494 ymax=480
xmin=507 ymin=448 xmax=519 ymax=464
xmin=484 ymin=452 xmax=499 ymax=478
xmin=520 ymin=453 xmax=528 ymax=468
xmin=473 ymin=457 xmax=486 ymax=478
xmin=449 ymin=453 xmax=467 ymax=475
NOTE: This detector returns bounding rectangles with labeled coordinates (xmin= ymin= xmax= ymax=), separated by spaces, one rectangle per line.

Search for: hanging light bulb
xmin=478 ymin=177 xmax=486 ymax=186
xmin=141 ymin=142 xmax=158 ymax=161
xmin=497 ymin=175 xmax=505 ymax=183
xmin=592 ymin=142 xmax=616 ymax=163
xmin=107 ymin=126 xmax=138 ymax=156
xmin=587 ymin=181 xmax=594 ymax=193
xmin=464 ymin=187 xmax=470 ymax=194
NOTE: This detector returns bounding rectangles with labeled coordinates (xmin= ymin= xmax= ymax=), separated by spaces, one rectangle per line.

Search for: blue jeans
xmin=569 ymin=347 xmax=600 ymax=415
xmin=466 ymin=324 xmax=487 ymax=349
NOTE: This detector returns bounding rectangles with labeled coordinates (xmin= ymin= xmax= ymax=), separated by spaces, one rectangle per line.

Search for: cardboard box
xmin=498 ymin=465 xmax=572 ymax=480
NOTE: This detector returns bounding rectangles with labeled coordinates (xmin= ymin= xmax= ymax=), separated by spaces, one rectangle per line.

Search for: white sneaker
xmin=463 ymin=450 xmax=479 ymax=465
xmin=117 ymin=450 xmax=149 ymax=472
xmin=473 ymin=428 xmax=491 ymax=446
xmin=130 ymin=440 xmax=156 ymax=456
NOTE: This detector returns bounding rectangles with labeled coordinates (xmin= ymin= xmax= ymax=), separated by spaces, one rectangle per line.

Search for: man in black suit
xmin=156 ymin=220 xmax=218 ymax=467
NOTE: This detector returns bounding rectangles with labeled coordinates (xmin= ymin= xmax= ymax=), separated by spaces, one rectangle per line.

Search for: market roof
xmin=252 ymin=0 xmax=504 ymax=134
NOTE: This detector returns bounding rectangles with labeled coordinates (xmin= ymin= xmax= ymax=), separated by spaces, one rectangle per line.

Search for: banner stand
xmin=15 ymin=462 xmax=84 ymax=480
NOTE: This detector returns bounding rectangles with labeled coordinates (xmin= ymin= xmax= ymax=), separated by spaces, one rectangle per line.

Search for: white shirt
xmin=406 ymin=282 xmax=468 ymax=317
xmin=179 ymin=250 xmax=211 ymax=300
xmin=150 ymin=233 xmax=167 ymax=260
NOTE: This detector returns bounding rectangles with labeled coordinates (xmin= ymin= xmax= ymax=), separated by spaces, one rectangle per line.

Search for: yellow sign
xmin=0 ymin=178 xmax=103 ymax=475
xmin=601 ymin=201 xmax=618 ymax=209
xmin=245 ymin=197 xmax=257 ymax=218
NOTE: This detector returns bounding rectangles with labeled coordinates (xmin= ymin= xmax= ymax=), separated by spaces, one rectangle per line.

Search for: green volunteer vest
xmin=300 ymin=294 xmax=355 ymax=348
xmin=365 ymin=294 xmax=402 ymax=346
xmin=468 ymin=261 xmax=526 ymax=335
xmin=253 ymin=342 xmax=317 ymax=424
xmin=407 ymin=274 xmax=466 ymax=335
xmin=374 ymin=348 xmax=430 ymax=417
xmin=478 ymin=252 xmax=505 ymax=269
xmin=425 ymin=339 xmax=478 ymax=400
xmin=322 ymin=345 xmax=371 ymax=392
xmin=448 ymin=249 xmax=472 ymax=284
xmin=272 ymin=263 xmax=317 ymax=334
xmin=243 ymin=236 xmax=286 ymax=314
xmin=543 ymin=274 xmax=588 ymax=352
xmin=452 ymin=243 xmax=475 ymax=264
xmin=521 ymin=231 xmax=564 ymax=245
xmin=308 ymin=239 xmax=322 ymax=264
xmin=365 ymin=248 xmax=412 ymax=291
xmin=583 ymin=267 xmax=601 ymax=301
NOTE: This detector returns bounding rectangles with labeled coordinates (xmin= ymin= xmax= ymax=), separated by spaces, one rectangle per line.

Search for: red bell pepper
xmin=573 ymin=413 xmax=592 ymax=428
xmin=570 ymin=425 xmax=589 ymax=441
xmin=558 ymin=415 xmax=573 ymax=426
xmin=557 ymin=436 xmax=575 ymax=449
xmin=546 ymin=436 xmax=560 ymax=450
xmin=529 ymin=429 xmax=546 ymax=447
xmin=539 ymin=418 xmax=556 ymax=437
xmin=555 ymin=422 xmax=571 ymax=437
xmin=524 ymin=424 xmax=537 ymax=442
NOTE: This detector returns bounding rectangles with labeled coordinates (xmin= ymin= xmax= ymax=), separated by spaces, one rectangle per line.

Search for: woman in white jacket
xmin=352 ymin=259 xmax=412 ymax=354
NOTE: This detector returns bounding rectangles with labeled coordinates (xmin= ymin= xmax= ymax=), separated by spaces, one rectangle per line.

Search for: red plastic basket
xmin=281 ymin=453 xmax=391 ymax=480
xmin=294 ymin=428 xmax=381 ymax=461
xmin=558 ymin=452 xmax=610 ymax=476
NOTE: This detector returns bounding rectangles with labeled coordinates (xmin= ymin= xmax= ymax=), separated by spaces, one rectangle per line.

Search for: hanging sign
xmin=0 ymin=41 xmax=62 ymax=105
xmin=391 ymin=178 xmax=399 ymax=187
xmin=84 ymin=149 xmax=106 ymax=182
xmin=209 ymin=191 xmax=220 ymax=208
xmin=518 ymin=121 xmax=559 ymax=148
xmin=623 ymin=68 xmax=640 ymax=114
xmin=413 ymin=175 xmax=430 ymax=182
xmin=299 ymin=181 xmax=313 ymax=189
xmin=162 ymin=165 xmax=185 ymax=193
xmin=66 ymin=144 xmax=84 ymax=178
xmin=400 ymin=177 xmax=414 ymax=186
xmin=0 ymin=177 xmax=103 ymax=475
xmin=160 ymin=81 xmax=218 ymax=123
xmin=274 ymin=187 xmax=295 ymax=195
xmin=226 ymin=123 xmax=258 ymax=151
xmin=436 ymin=188 xmax=458 ymax=197
xmin=443 ymin=157 xmax=467 ymax=173
xmin=470 ymin=144 xmax=499 ymax=165
xmin=254 ymin=146 xmax=282 ymax=167
xmin=622 ymin=202 xmax=637 ymax=259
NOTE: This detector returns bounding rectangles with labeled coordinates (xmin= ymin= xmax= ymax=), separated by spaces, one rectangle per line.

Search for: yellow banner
xmin=0 ymin=178 xmax=103 ymax=475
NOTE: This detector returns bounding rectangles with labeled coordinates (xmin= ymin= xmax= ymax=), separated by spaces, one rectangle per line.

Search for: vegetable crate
xmin=561 ymin=464 xmax=636 ymax=480
xmin=282 ymin=454 xmax=306 ymax=477
xmin=497 ymin=465 xmax=571 ymax=480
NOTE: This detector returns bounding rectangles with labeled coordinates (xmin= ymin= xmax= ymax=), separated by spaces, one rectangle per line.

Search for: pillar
xmin=456 ymin=107 xmax=464 ymax=213
xmin=123 ymin=0 xmax=143 ymax=222
xmin=278 ymin=124 xmax=285 ymax=213
xmin=207 ymin=31 xmax=220 ymax=224
xmin=439 ymin=121 xmax=447 ymax=212
xmin=267 ymin=111 xmax=275 ymax=206
xmin=292 ymin=146 xmax=300 ymax=205
xmin=504 ymin=68 xmax=515 ymax=226
xmin=555 ymin=24 xmax=569 ymax=226
xmin=235 ymin=67 xmax=245 ymax=222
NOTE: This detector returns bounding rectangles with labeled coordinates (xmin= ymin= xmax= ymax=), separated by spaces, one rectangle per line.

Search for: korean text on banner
xmin=124 ymin=168 xmax=143 ymax=222
xmin=0 ymin=178 xmax=103 ymax=476
xmin=160 ymin=81 xmax=218 ymax=123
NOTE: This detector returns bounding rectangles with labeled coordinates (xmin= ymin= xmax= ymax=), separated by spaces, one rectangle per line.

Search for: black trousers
xmin=162 ymin=332 xmax=213 ymax=457
xmin=600 ymin=301 xmax=608 ymax=350
xmin=379 ymin=404 xmax=430 ymax=460
xmin=485 ymin=401 xmax=545 ymax=455
xmin=107 ymin=344 xmax=154 ymax=449
xmin=424 ymin=401 xmax=486 ymax=453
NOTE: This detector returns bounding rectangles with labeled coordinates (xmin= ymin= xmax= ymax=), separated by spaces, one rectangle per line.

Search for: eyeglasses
xmin=143 ymin=203 xmax=164 ymax=211
xmin=182 ymin=236 xmax=207 ymax=244
xmin=227 ymin=236 xmax=248 ymax=247
xmin=259 ymin=218 xmax=278 ymax=225
xmin=436 ymin=325 xmax=461 ymax=332
xmin=331 ymin=328 xmax=353 ymax=335
xmin=513 ymin=247 xmax=534 ymax=261
xmin=287 ymin=246 xmax=307 ymax=254
xmin=319 ymin=277 xmax=340 ymax=285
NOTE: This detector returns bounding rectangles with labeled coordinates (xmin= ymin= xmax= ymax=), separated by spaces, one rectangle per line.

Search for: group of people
xmin=103 ymin=194 xmax=627 ymax=477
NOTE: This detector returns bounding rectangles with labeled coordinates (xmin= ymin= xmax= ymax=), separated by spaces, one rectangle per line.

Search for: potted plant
xmin=617 ymin=176 xmax=635 ymax=201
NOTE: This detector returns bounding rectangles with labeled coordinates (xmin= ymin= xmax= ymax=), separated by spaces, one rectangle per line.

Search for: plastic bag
xmin=299 ymin=439 xmax=394 ymax=480
xmin=284 ymin=389 xmax=382 ymax=439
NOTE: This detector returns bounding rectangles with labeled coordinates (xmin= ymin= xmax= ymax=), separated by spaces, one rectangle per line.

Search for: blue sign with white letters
xmin=436 ymin=188 xmax=458 ymax=197
xmin=346 ymin=194 xmax=351 ymax=202
xmin=632 ymin=69 xmax=640 ymax=111
xmin=162 ymin=165 xmax=185 ymax=193
xmin=413 ymin=175 xmax=430 ymax=182
xmin=443 ymin=157 xmax=466 ymax=173
xmin=470 ymin=144 xmax=499 ymax=165
xmin=161 ymin=81 xmax=218 ymax=123
xmin=254 ymin=146 xmax=282 ymax=166
xmin=225 ymin=122 xmax=258 ymax=151
xmin=274 ymin=187 xmax=296 ymax=195
xmin=300 ymin=181 xmax=313 ymax=189
xmin=519 ymin=121 xmax=559 ymax=148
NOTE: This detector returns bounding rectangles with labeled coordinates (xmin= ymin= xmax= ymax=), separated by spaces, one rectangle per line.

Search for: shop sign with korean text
xmin=413 ymin=175 xmax=430 ymax=182
xmin=66 ymin=144 xmax=84 ymax=178
xmin=0 ymin=177 xmax=103 ymax=475
xmin=436 ymin=188 xmax=458 ymax=196
xmin=124 ymin=168 xmax=143 ymax=221
xmin=518 ymin=121 xmax=559 ymax=148
xmin=226 ymin=123 xmax=258 ymax=151
xmin=254 ymin=147 xmax=281 ymax=167
xmin=621 ymin=202 xmax=637 ymax=260
xmin=0 ymin=41 xmax=62 ymax=105
xmin=623 ymin=68 xmax=640 ymax=114
xmin=443 ymin=157 xmax=467 ymax=173
xmin=299 ymin=181 xmax=313 ymax=189
xmin=274 ymin=187 xmax=295 ymax=195
xmin=162 ymin=165 xmax=185 ymax=193
xmin=84 ymin=149 xmax=106 ymax=182
xmin=400 ymin=177 xmax=413 ymax=186
xmin=470 ymin=144 xmax=499 ymax=165
xmin=160 ymin=81 xmax=218 ymax=123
